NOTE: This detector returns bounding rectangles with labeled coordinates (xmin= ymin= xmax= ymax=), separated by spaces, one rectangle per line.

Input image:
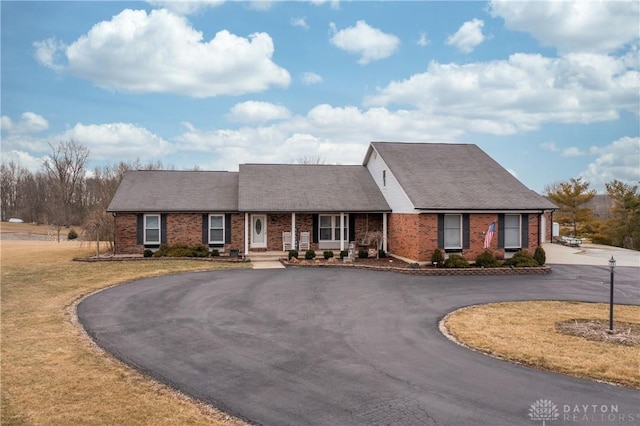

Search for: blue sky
xmin=1 ymin=0 xmax=639 ymax=194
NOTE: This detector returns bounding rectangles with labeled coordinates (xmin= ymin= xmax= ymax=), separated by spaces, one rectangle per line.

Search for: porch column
xmin=382 ymin=212 xmax=388 ymax=252
xmin=340 ymin=213 xmax=345 ymax=252
xmin=291 ymin=212 xmax=296 ymax=250
xmin=244 ymin=212 xmax=249 ymax=255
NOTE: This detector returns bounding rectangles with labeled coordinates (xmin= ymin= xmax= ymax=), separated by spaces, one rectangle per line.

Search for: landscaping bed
xmin=282 ymin=257 xmax=551 ymax=275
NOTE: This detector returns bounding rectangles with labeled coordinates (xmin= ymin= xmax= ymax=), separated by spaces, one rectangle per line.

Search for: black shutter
xmin=349 ymin=214 xmax=356 ymax=242
xmin=463 ymin=214 xmax=470 ymax=249
xmin=521 ymin=213 xmax=529 ymax=248
xmin=202 ymin=214 xmax=208 ymax=244
xmin=161 ymin=214 xmax=167 ymax=244
xmin=312 ymin=214 xmax=319 ymax=243
xmin=437 ymin=214 xmax=444 ymax=248
xmin=225 ymin=214 xmax=232 ymax=244
xmin=498 ymin=214 xmax=505 ymax=248
xmin=136 ymin=214 xmax=143 ymax=245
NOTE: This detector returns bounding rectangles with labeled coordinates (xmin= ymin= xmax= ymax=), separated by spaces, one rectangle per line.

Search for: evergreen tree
xmin=605 ymin=180 xmax=640 ymax=249
xmin=545 ymin=177 xmax=596 ymax=237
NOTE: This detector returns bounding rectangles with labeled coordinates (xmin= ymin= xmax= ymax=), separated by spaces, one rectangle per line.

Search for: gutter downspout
xmin=383 ymin=212 xmax=388 ymax=253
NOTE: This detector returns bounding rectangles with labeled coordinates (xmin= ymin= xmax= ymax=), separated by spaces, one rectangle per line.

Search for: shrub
xmin=358 ymin=249 xmax=369 ymax=258
xmin=409 ymin=262 xmax=420 ymax=269
xmin=210 ymin=249 xmax=220 ymax=257
xmin=305 ymin=249 xmax=316 ymax=260
xmin=153 ymin=243 xmax=170 ymax=257
xmin=378 ymin=249 xmax=386 ymax=258
xmin=153 ymin=243 xmax=210 ymax=258
xmin=339 ymin=250 xmax=349 ymax=259
xmin=190 ymin=244 xmax=210 ymax=258
xmin=288 ymin=249 xmax=298 ymax=260
xmin=474 ymin=251 xmax=500 ymax=268
xmin=443 ymin=254 xmax=470 ymax=268
xmin=505 ymin=251 xmax=540 ymax=267
xmin=67 ymin=229 xmax=78 ymax=240
xmin=534 ymin=246 xmax=546 ymax=266
xmin=323 ymin=251 xmax=334 ymax=260
xmin=143 ymin=249 xmax=153 ymax=258
xmin=431 ymin=248 xmax=444 ymax=266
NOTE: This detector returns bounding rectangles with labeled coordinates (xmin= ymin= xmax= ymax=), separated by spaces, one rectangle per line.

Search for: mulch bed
xmin=555 ymin=319 xmax=640 ymax=346
xmin=284 ymin=257 xmax=552 ymax=275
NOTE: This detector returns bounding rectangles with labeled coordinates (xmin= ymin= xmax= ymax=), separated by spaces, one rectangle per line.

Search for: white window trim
xmin=504 ymin=214 xmax=522 ymax=249
xmin=318 ymin=214 xmax=349 ymax=243
xmin=444 ymin=214 xmax=462 ymax=250
xmin=209 ymin=214 xmax=225 ymax=245
xmin=144 ymin=214 xmax=161 ymax=245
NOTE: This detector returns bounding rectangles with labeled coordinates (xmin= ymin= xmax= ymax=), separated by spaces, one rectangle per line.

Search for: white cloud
xmin=247 ymin=1 xmax=274 ymax=12
xmin=1 ymin=112 xmax=49 ymax=134
xmin=301 ymin=71 xmax=323 ymax=85
xmin=540 ymin=141 xmax=558 ymax=152
xmin=32 ymin=37 xmax=65 ymax=70
xmin=329 ymin=20 xmax=400 ymax=65
xmin=310 ymin=0 xmax=340 ymax=10
xmin=59 ymin=122 xmax=173 ymax=161
xmin=581 ymin=136 xmax=640 ymax=189
xmin=490 ymin=0 xmax=640 ymax=54
xmin=561 ymin=147 xmax=586 ymax=157
xmin=147 ymin=0 xmax=225 ymax=15
xmin=365 ymin=52 xmax=639 ymax=134
xmin=1 ymin=150 xmax=47 ymax=171
xmin=174 ymin=104 xmax=465 ymax=170
xmin=36 ymin=8 xmax=290 ymax=97
xmin=417 ymin=32 xmax=430 ymax=47
xmin=446 ymin=18 xmax=485 ymax=54
xmin=227 ymin=101 xmax=291 ymax=123
xmin=291 ymin=17 xmax=309 ymax=30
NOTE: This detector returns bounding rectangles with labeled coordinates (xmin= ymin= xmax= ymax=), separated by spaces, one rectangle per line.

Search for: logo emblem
xmin=529 ymin=399 xmax=559 ymax=425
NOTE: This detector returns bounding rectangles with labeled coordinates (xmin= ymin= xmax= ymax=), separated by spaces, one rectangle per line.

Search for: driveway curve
xmin=78 ymin=266 xmax=640 ymax=426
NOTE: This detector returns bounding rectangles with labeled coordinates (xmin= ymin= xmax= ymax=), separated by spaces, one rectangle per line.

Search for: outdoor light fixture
xmin=608 ymin=256 xmax=616 ymax=333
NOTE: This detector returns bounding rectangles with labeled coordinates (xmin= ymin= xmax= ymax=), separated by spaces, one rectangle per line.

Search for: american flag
xmin=483 ymin=222 xmax=496 ymax=249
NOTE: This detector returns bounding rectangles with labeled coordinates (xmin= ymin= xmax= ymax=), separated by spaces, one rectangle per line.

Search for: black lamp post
xmin=608 ymin=256 xmax=616 ymax=333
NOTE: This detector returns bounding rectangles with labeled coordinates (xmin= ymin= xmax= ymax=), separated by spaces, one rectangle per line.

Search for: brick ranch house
xmin=107 ymin=142 xmax=556 ymax=262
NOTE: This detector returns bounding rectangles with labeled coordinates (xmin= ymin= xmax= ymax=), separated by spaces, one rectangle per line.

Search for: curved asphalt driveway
xmin=78 ymin=266 xmax=640 ymax=426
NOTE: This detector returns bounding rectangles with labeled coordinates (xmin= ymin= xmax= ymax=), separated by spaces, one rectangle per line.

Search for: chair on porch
xmin=282 ymin=231 xmax=292 ymax=251
xmin=298 ymin=231 xmax=310 ymax=250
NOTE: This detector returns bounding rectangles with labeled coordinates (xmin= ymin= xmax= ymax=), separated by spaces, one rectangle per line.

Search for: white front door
xmin=251 ymin=214 xmax=267 ymax=248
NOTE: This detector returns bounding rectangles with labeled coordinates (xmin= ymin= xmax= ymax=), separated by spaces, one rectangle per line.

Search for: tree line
xmin=546 ymin=177 xmax=640 ymax=250
xmin=2 ymin=141 xmax=639 ymax=250
xmin=1 ymin=140 xmax=170 ymax=243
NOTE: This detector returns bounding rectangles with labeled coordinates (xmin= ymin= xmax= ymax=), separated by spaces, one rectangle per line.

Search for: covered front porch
xmin=243 ymin=212 xmax=388 ymax=255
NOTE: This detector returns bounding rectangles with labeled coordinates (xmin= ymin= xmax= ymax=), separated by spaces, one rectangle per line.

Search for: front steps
xmin=247 ymin=251 xmax=286 ymax=269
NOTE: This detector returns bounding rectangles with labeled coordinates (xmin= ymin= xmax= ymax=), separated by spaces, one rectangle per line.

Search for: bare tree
xmin=0 ymin=161 xmax=19 ymax=221
xmin=42 ymin=140 xmax=90 ymax=241
xmin=294 ymin=156 xmax=325 ymax=165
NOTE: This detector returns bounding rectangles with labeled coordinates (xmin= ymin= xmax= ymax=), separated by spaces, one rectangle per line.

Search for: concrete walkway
xmin=251 ymin=260 xmax=285 ymax=269
xmin=543 ymin=242 xmax=640 ymax=267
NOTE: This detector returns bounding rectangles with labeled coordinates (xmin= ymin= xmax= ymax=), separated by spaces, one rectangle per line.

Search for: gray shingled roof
xmin=367 ymin=142 xmax=556 ymax=210
xmin=238 ymin=164 xmax=391 ymax=212
xmin=107 ymin=170 xmax=238 ymax=212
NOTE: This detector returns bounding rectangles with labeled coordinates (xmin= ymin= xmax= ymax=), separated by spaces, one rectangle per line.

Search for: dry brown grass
xmin=0 ymin=222 xmax=58 ymax=236
xmin=443 ymin=301 xmax=640 ymax=389
xmin=1 ymin=240 xmax=250 ymax=425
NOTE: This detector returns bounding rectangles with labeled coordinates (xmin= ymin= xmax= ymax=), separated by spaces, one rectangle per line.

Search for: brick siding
xmin=114 ymin=212 xmax=244 ymax=255
xmin=388 ymin=212 xmax=546 ymax=263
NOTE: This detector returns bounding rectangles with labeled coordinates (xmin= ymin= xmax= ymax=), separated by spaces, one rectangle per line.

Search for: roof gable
xmin=369 ymin=142 xmax=556 ymax=210
xmin=107 ymin=170 xmax=238 ymax=212
xmin=238 ymin=164 xmax=390 ymax=212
